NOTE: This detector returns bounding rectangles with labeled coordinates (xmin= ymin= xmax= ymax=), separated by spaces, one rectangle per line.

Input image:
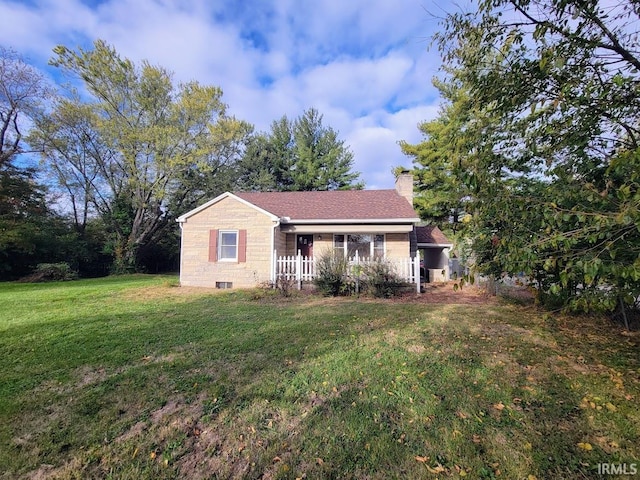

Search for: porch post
xmin=272 ymin=250 xmax=277 ymax=284
xmin=297 ymin=249 xmax=302 ymax=290
xmin=414 ymin=254 xmax=420 ymax=293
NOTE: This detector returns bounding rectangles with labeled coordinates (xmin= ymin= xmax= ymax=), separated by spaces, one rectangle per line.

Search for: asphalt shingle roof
xmin=415 ymin=225 xmax=451 ymax=245
xmin=234 ymin=190 xmax=418 ymax=220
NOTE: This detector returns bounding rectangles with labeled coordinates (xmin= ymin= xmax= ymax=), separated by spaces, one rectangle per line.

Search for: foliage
xmin=422 ymin=0 xmax=640 ymax=313
xmin=0 ymin=163 xmax=71 ymax=279
xmin=20 ymin=262 xmax=78 ymax=282
xmin=0 ymin=46 xmax=52 ymax=166
xmin=29 ymin=40 xmax=251 ymax=272
xmin=0 ymin=276 xmax=639 ymax=479
xmin=313 ymin=250 xmax=405 ymax=297
xmin=313 ymin=249 xmax=351 ymax=296
xmin=360 ymin=259 xmax=404 ymax=298
xmin=237 ymin=108 xmax=363 ymax=191
xmin=399 ymin=78 xmax=473 ymax=231
xmin=274 ymin=272 xmax=297 ymax=297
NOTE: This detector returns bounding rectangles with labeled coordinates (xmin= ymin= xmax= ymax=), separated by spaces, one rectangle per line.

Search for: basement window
xmin=215 ymin=282 xmax=233 ymax=289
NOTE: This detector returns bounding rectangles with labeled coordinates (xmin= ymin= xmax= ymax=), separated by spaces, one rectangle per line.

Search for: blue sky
xmin=1 ymin=0 xmax=450 ymax=189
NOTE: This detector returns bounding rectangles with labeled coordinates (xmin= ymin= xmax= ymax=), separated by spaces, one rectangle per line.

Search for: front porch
xmin=273 ymin=251 xmax=421 ymax=292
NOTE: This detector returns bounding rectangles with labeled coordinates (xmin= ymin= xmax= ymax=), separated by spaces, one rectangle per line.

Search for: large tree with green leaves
xmin=30 ymin=40 xmax=251 ymax=272
xmin=426 ymin=0 xmax=640 ymax=314
xmin=0 ymin=46 xmax=52 ymax=166
xmin=237 ymin=108 xmax=362 ymax=191
xmin=0 ymin=46 xmax=71 ymax=279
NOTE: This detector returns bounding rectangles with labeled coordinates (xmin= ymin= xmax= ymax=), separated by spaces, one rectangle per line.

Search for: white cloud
xmin=0 ymin=0 xmax=449 ymax=189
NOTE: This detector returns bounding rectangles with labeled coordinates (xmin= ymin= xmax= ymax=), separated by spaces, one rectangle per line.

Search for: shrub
xmin=313 ymin=252 xmax=404 ymax=298
xmin=20 ymin=262 xmax=78 ymax=282
xmin=274 ymin=273 xmax=297 ymax=297
xmin=313 ymin=251 xmax=350 ymax=296
xmin=361 ymin=260 xmax=404 ymax=298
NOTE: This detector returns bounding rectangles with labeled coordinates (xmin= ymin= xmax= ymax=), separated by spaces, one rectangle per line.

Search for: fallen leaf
xmin=273 ymin=456 xmax=282 ymax=463
xmin=316 ymin=458 xmax=324 ymax=465
xmin=605 ymin=402 xmax=617 ymax=412
xmin=415 ymin=455 xmax=429 ymax=463
xmin=426 ymin=464 xmax=446 ymax=474
xmin=493 ymin=402 xmax=505 ymax=411
xmin=528 ymin=475 xmax=538 ymax=480
xmin=577 ymin=442 xmax=593 ymax=451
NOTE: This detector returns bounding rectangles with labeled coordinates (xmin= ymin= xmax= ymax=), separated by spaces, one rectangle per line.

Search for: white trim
xmin=281 ymin=218 xmax=420 ymax=225
xmin=178 ymin=222 xmax=184 ymax=285
xmin=270 ymin=219 xmax=280 ymax=283
xmin=218 ymin=230 xmax=239 ymax=262
xmin=281 ymin=224 xmax=414 ymax=234
xmin=176 ymin=192 xmax=279 ymax=223
xmin=417 ymin=243 xmax=454 ymax=248
xmin=333 ymin=233 xmax=386 ymax=258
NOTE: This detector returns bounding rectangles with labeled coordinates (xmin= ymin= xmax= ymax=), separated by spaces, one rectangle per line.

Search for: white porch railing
xmin=273 ymin=250 xmax=421 ymax=292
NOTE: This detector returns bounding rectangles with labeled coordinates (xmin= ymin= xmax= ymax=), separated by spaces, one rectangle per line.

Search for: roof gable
xmin=234 ymin=190 xmax=419 ymax=221
xmin=176 ymin=192 xmax=279 ymax=223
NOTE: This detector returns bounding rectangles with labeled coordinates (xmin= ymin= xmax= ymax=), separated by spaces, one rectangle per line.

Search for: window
xmin=373 ymin=234 xmax=384 ymax=258
xmin=216 ymin=281 xmax=233 ymax=289
xmin=219 ymin=231 xmax=238 ymax=261
xmin=333 ymin=234 xmax=385 ymax=258
xmin=334 ymin=234 xmax=345 ymax=256
xmin=347 ymin=234 xmax=371 ymax=258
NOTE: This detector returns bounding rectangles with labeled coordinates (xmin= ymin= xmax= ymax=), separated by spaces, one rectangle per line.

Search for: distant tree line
xmin=0 ymin=41 xmax=362 ymax=280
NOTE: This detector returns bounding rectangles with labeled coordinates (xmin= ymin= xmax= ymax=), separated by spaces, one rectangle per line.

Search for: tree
xmin=0 ymin=46 xmax=52 ymax=166
xmin=237 ymin=108 xmax=363 ymax=191
xmin=0 ymin=164 xmax=79 ymax=279
xmin=399 ymin=78 xmax=473 ymax=232
xmin=31 ymin=40 xmax=251 ymax=272
xmin=431 ymin=0 xmax=640 ymax=313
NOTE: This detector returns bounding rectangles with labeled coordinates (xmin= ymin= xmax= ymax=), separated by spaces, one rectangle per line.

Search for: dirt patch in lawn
xmin=122 ymin=284 xmax=223 ymax=302
xmin=398 ymin=282 xmax=504 ymax=305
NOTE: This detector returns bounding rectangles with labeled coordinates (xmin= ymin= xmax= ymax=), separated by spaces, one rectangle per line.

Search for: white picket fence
xmin=273 ymin=250 xmax=421 ymax=292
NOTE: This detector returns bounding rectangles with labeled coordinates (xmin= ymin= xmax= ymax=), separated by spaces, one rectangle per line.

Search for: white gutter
xmin=280 ymin=217 xmax=420 ymax=225
xmin=178 ymin=222 xmax=184 ymax=285
xmin=417 ymin=243 xmax=454 ymax=248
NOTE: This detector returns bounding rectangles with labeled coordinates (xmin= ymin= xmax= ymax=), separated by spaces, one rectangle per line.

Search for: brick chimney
xmin=395 ymin=169 xmax=414 ymax=207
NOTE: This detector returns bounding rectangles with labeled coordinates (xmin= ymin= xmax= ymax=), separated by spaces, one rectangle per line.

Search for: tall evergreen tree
xmin=237 ymin=108 xmax=363 ymax=191
xmin=400 ymin=78 xmax=473 ymax=232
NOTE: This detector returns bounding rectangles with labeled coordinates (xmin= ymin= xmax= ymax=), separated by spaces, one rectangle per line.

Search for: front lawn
xmin=0 ymin=275 xmax=638 ymax=479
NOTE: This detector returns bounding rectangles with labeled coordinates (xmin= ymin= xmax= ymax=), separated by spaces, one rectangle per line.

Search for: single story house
xmin=176 ymin=173 xmax=452 ymax=288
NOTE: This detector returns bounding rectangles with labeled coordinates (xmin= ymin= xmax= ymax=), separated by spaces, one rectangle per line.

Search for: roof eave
xmin=417 ymin=242 xmax=454 ymax=247
xmin=282 ymin=217 xmax=421 ymax=225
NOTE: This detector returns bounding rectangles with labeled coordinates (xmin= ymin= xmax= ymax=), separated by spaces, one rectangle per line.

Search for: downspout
xmin=270 ymin=218 xmax=281 ymax=283
xmin=177 ymin=220 xmax=184 ymax=286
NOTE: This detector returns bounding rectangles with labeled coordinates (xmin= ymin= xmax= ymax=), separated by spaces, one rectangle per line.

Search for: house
xmin=176 ymin=172 xmax=452 ymax=288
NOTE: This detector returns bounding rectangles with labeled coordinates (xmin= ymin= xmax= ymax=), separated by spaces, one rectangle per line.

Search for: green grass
xmin=0 ymin=275 xmax=638 ymax=479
